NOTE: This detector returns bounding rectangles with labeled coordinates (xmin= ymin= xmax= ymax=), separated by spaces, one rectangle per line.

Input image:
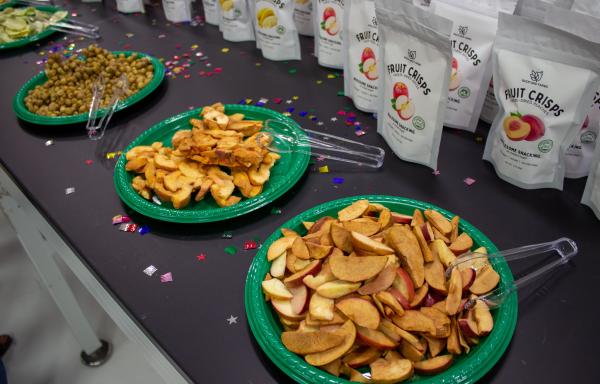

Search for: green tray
xmin=0 ymin=3 xmax=64 ymax=50
xmin=13 ymin=51 xmax=165 ymax=125
xmin=114 ymin=105 xmax=310 ymax=223
xmin=245 ymin=195 xmax=518 ymax=384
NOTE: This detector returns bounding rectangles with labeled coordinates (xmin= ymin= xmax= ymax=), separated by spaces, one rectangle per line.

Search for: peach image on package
xmin=321 ymin=7 xmax=339 ymax=36
xmin=503 ymin=113 xmax=545 ymax=141
xmin=359 ymin=47 xmax=378 ymax=80
xmin=392 ymin=82 xmax=415 ymax=121
xmin=449 ymin=57 xmax=461 ymax=91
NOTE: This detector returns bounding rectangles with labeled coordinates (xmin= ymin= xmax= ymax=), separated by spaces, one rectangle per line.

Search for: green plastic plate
xmin=13 ymin=51 xmax=165 ymax=125
xmin=0 ymin=3 xmax=64 ymax=50
xmin=114 ymin=105 xmax=310 ymax=223
xmin=245 ymin=195 xmax=518 ymax=384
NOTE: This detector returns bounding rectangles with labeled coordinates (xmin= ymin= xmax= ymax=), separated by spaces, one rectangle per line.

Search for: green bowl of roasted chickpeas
xmin=13 ymin=44 xmax=165 ymax=125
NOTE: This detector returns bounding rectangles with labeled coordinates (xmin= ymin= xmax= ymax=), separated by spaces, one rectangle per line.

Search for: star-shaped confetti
xmin=226 ymin=315 xmax=238 ymax=325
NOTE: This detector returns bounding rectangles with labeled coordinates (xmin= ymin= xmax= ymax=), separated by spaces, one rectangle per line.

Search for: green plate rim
xmin=0 ymin=2 xmax=63 ymax=50
xmin=245 ymin=195 xmax=518 ymax=384
xmin=113 ymin=104 xmax=311 ymax=223
xmin=12 ymin=50 xmax=165 ymax=125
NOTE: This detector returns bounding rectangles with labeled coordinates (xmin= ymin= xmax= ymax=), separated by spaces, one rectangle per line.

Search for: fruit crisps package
xmin=220 ymin=0 xmax=256 ymax=42
xmin=255 ymin=0 xmax=301 ymax=61
xmin=543 ymin=6 xmax=600 ymax=178
xmin=483 ymin=13 xmax=600 ymax=190
xmin=313 ymin=0 xmax=344 ymax=69
xmin=571 ymin=0 xmax=600 ymax=16
xmin=162 ymin=0 xmax=192 ymax=23
xmin=342 ymin=0 xmax=379 ymax=113
xmin=431 ymin=0 xmax=514 ymax=133
xmin=203 ymin=0 xmax=221 ymax=25
xmin=116 ymin=0 xmax=145 ymax=13
xmin=294 ymin=0 xmax=313 ymax=36
xmin=375 ymin=0 xmax=452 ymax=170
xmin=582 ymin=144 xmax=600 ymax=220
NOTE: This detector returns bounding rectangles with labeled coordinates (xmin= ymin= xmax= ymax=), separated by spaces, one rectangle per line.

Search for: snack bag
xmin=255 ymin=0 xmax=301 ymax=61
xmin=220 ymin=0 xmax=255 ymax=42
xmin=431 ymin=0 xmax=513 ymax=132
xmin=342 ymin=0 xmax=379 ymax=113
xmin=163 ymin=0 xmax=192 ymax=23
xmin=571 ymin=0 xmax=600 ymax=16
xmin=294 ymin=0 xmax=313 ymax=36
xmin=117 ymin=0 xmax=145 ymax=13
xmin=313 ymin=0 xmax=344 ymax=69
xmin=582 ymin=144 xmax=600 ymax=220
xmin=375 ymin=0 xmax=452 ymax=170
xmin=480 ymin=79 xmax=499 ymax=124
xmin=515 ymin=0 xmax=572 ymax=20
xmin=483 ymin=13 xmax=600 ymax=189
xmin=203 ymin=0 xmax=221 ymax=25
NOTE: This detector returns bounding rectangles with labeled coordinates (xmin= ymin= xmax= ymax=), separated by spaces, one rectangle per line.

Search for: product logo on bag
xmin=458 ymin=25 xmax=468 ymax=37
xmin=371 ymin=16 xmax=377 ymax=28
xmin=530 ymin=70 xmax=543 ymax=83
xmin=408 ymin=50 xmax=416 ymax=61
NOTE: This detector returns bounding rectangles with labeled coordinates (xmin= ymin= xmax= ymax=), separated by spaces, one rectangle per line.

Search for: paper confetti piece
xmin=332 ymin=177 xmax=345 ymax=184
xmin=138 ymin=226 xmax=150 ymax=235
xmin=45 ymin=140 xmax=54 ymax=146
xmin=288 ymin=68 xmax=297 ymax=74
xmin=221 ymin=48 xmax=230 ymax=53
xmin=245 ymin=98 xmax=253 ymax=105
xmin=286 ymin=107 xmax=295 ymax=113
xmin=283 ymin=112 xmax=291 ymax=117
xmin=433 ymin=170 xmax=441 ymax=176
xmin=244 ymin=241 xmax=258 ymax=250
xmin=271 ymin=207 xmax=282 ymax=215
xmin=125 ymin=32 xmax=134 ymax=38
xmin=292 ymin=96 xmax=299 ymax=100
xmin=475 ymin=136 xmax=484 ymax=143
xmin=224 ymin=246 xmax=237 ymax=255
xmin=316 ymin=80 xmax=323 ymax=84
xmin=65 ymin=187 xmax=75 ymax=195
xmin=112 ymin=215 xmax=131 ymax=225
xmin=317 ymin=121 xmax=324 ymax=126
xmin=85 ymin=159 xmax=93 ymax=165
xmin=337 ymin=91 xmax=345 ymax=96
xmin=337 ymin=110 xmax=347 ymax=116
xmin=197 ymin=253 xmax=206 ymax=261
xmin=226 ymin=315 xmax=238 ymax=324
xmin=330 ymin=117 xmax=338 ymax=122
xmin=143 ymin=265 xmax=157 ymax=276
xmin=105 ymin=152 xmax=116 ymax=159
xmin=118 ymin=223 xmax=138 ymax=232
xmin=285 ymin=99 xmax=292 ymax=104
xmin=464 ymin=177 xmax=476 ymax=186
xmin=158 ymin=34 xmax=166 ymax=39
xmin=327 ymin=74 xmax=336 ymax=79
xmin=299 ymin=111 xmax=308 ymax=117
xmin=319 ymin=166 xmax=329 ymax=173
xmin=273 ymin=98 xmax=283 ymax=104
xmin=222 ymin=231 xmax=233 ymax=239
xmin=152 ymin=195 xmax=162 ymax=205
xmin=160 ymin=272 xmax=173 ymax=283
xmin=355 ymin=129 xmax=366 ymax=137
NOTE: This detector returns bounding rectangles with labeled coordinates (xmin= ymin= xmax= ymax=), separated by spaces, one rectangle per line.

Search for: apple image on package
xmin=502 ymin=112 xmax=545 ymax=141
xmin=359 ymin=47 xmax=378 ymax=80
xmin=449 ymin=57 xmax=461 ymax=91
xmin=582 ymin=115 xmax=590 ymax=130
xmin=391 ymin=82 xmax=414 ymax=121
xmin=321 ymin=7 xmax=338 ymax=36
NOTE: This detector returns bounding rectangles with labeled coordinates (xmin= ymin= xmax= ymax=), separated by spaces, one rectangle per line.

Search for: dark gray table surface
xmin=0 ymin=1 xmax=597 ymax=383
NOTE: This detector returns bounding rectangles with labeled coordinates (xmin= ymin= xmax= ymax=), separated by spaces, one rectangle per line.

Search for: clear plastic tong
xmin=17 ymin=0 xmax=101 ymax=39
xmin=446 ymin=237 xmax=577 ymax=310
xmin=86 ymin=74 xmax=128 ymax=140
xmin=256 ymin=119 xmax=385 ymax=169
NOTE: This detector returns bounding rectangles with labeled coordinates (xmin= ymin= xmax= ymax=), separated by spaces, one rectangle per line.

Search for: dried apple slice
xmin=410 ymin=283 xmax=429 ymax=308
xmin=342 ymin=347 xmax=381 ymax=368
xmin=303 ymin=263 xmax=336 ymax=289
xmin=423 ymin=335 xmax=446 ymax=358
xmin=473 ymin=300 xmax=494 ymax=336
xmin=469 ymin=265 xmax=500 ymax=295
xmin=391 ymin=310 xmax=435 ymax=334
xmin=331 ymin=223 xmax=353 ymax=253
xmin=305 ymin=320 xmax=357 ymax=366
xmin=412 ymin=225 xmax=433 ymax=263
xmin=267 ymin=236 xmax=296 ymax=261
xmin=303 ymin=221 xmax=314 ymax=231
xmin=358 ymin=265 xmax=397 ymax=295
xmin=461 ymin=268 xmax=476 ymax=292
xmin=309 ymin=293 xmax=335 ymax=321
xmin=379 ymin=319 xmax=421 ymax=349
xmin=413 ymin=355 xmax=453 ymax=375
xmin=292 ymin=236 xmax=310 ymax=260
xmin=262 ymin=278 xmax=292 ymax=299
xmin=342 ymin=364 xmax=371 ymax=383
xmin=445 ymin=268 xmax=463 ymax=315
xmin=432 ymin=227 xmax=451 ymax=244
xmin=272 ymin=298 xmax=307 ymax=320
xmin=431 ymin=239 xmax=456 ymax=268
xmin=281 ymin=330 xmax=345 ymax=354
xmin=450 ymin=216 xmax=460 ymax=243
xmin=321 ymin=358 xmax=341 ymax=377
xmin=391 ymin=212 xmax=413 ymax=224
xmin=307 ymin=242 xmax=333 ymax=259
xmin=384 ymin=226 xmax=425 ymax=287
xmin=284 ymin=260 xmax=321 ymax=286
xmin=420 ymin=307 xmax=451 ymax=338
xmin=294 ymin=258 xmax=311 ymax=272
xmin=458 ymin=309 xmax=479 ymax=338
xmin=329 ymin=254 xmax=387 ymax=282
xmin=424 ymin=256 xmax=447 ymax=294
xmin=411 ymin=209 xmax=425 ymax=227
xmin=338 ymin=199 xmax=369 ymax=221
xmin=270 ymin=252 xmax=286 ymax=278
xmin=317 ymin=280 xmax=361 ymax=299
xmin=449 ymin=232 xmax=473 ymax=255
xmin=356 ymin=325 xmax=398 ymax=349
xmin=343 ymin=218 xmax=382 ymax=237
xmin=447 ymin=317 xmax=462 ymax=354
xmin=281 ymin=228 xmax=299 ymax=237
xmin=351 ymin=231 xmax=394 ymax=255
xmin=424 ymin=209 xmax=452 ymax=235
xmin=399 ymin=339 xmax=426 ymax=362
xmin=336 ymin=297 xmax=381 ymax=330
xmin=290 ymin=284 xmax=309 ymax=315
xmin=286 ymin=251 xmax=298 ymax=274
xmin=375 ymin=291 xmax=405 ymax=316
xmin=392 ymin=267 xmax=415 ymax=304
xmin=308 ymin=216 xmax=335 ymax=234
xmin=370 ymin=356 xmax=413 ymax=384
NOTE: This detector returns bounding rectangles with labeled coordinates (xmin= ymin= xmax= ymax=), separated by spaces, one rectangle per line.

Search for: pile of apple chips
xmin=261 ymin=199 xmax=500 ymax=382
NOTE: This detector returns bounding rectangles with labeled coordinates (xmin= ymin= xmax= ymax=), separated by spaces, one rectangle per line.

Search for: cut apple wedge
xmin=308 ymin=216 xmax=335 ymax=234
xmin=391 ymin=310 xmax=435 ymax=334
xmin=431 ymin=239 xmax=456 ymax=268
xmin=303 ymin=263 xmax=336 ymax=289
xmin=286 ymin=251 xmax=298 ymax=274
xmin=447 ymin=317 xmax=461 ymax=354
xmin=384 ymin=226 xmax=425 ymax=287
xmin=306 ymin=242 xmax=333 ymax=259
xmin=292 ymin=236 xmax=310 ymax=260
xmin=358 ymin=265 xmax=397 ymax=295
xmin=473 ymin=300 xmax=493 ymax=336
xmin=449 ymin=232 xmax=473 ymax=255
xmin=391 ymin=212 xmax=413 ymax=224
xmin=446 ymin=268 xmax=463 ymax=316
xmin=305 ymin=320 xmax=356 ymax=366
xmin=424 ymin=256 xmax=447 ymax=294
xmin=389 ymin=288 xmax=410 ymax=310
xmin=322 ymin=358 xmax=341 ymax=377
xmin=413 ymin=224 xmax=433 ymax=263
xmin=284 ymin=260 xmax=321 ymax=286
xmin=375 ymin=291 xmax=405 ymax=316
xmin=469 ymin=265 xmax=500 ymax=295
xmin=424 ymin=335 xmax=446 ymax=358
xmin=413 ymin=355 xmax=453 ymax=375
xmin=329 ymin=254 xmax=387 ymax=282
xmin=458 ymin=309 xmax=479 ymax=338
xmin=377 ymin=320 xmax=402 ymax=343
xmin=338 ymin=199 xmax=369 ymax=221
xmin=343 ymin=218 xmax=382 ymax=237
xmin=281 ymin=228 xmax=300 ymax=237
xmin=298 ymin=320 xmax=319 ymax=332
xmin=420 ymin=307 xmax=451 ymax=338
xmin=424 ymin=209 xmax=452 ymax=235
xmin=351 ymin=231 xmax=394 ymax=255
xmin=262 ymin=278 xmax=293 ymax=299
xmin=378 ymin=209 xmax=393 ymax=230
xmin=461 ymin=268 xmax=476 ymax=292
xmin=410 ymin=283 xmax=429 ymax=308
xmin=317 ymin=280 xmax=361 ymax=299
xmin=302 ymin=221 xmax=314 ymax=231
xmin=268 ymin=236 xmax=296 ymax=261
xmin=411 ymin=209 xmax=425 ymax=227
xmin=370 ymin=356 xmax=413 ymax=384
xmin=336 ymin=297 xmax=381 ymax=330
xmin=342 ymin=364 xmax=371 ymax=383
xmin=432 ymin=226 xmax=451 ymax=244
xmin=294 ymin=258 xmax=311 ymax=271
xmin=342 ymin=347 xmax=381 ymax=368
xmin=281 ymin=330 xmax=345 ymax=354
xmin=309 ymin=293 xmax=335 ymax=321
xmin=392 ymin=267 xmax=415 ymax=303
xmin=270 ymin=252 xmax=287 ymax=278
xmin=331 ymin=223 xmax=353 ymax=253
xmin=272 ymin=298 xmax=307 ymax=320
xmin=399 ymin=338 xmax=426 ymax=362
xmin=421 ymin=223 xmax=435 ymax=242
xmin=356 ymin=325 xmax=398 ymax=349
xmin=450 ymin=216 xmax=459 ymax=243
xmin=290 ymin=284 xmax=309 ymax=315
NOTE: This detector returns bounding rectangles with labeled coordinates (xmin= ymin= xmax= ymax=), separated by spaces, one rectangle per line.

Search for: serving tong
xmin=257 ymin=119 xmax=385 ymax=169
xmin=86 ymin=74 xmax=128 ymax=140
xmin=15 ymin=0 xmax=101 ymax=39
xmin=445 ymin=237 xmax=577 ymax=310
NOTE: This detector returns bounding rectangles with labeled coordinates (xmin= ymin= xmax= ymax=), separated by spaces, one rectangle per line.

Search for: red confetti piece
xmin=273 ymin=98 xmax=283 ymax=104
xmin=213 ymin=67 xmax=223 ymax=73
xmin=464 ymin=177 xmax=476 ymax=186
xmin=337 ymin=110 xmax=347 ymax=116
xmin=85 ymin=159 xmax=93 ymax=165
xmin=244 ymin=241 xmax=258 ymax=250
xmin=197 ymin=254 xmax=206 ymax=261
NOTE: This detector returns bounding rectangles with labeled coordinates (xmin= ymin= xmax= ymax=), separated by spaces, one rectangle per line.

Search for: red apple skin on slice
xmin=391 ymin=212 xmax=413 ymax=224
xmin=289 ymin=284 xmax=309 ymax=315
xmin=461 ymin=268 xmax=476 ymax=292
xmin=357 ymin=265 xmax=397 ymax=295
xmin=272 ymin=298 xmax=307 ymax=320
xmin=392 ymin=267 xmax=415 ymax=303
xmin=389 ymin=288 xmax=410 ymax=310
xmin=473 ymin=300 xmax=494 ymax=336
xmin=449 ymin=232 xmax=473 ymax=255
xmin=469 ymin=265 xmax=500 ymax=295
xmin=356 ymin=325 xmax=398 ymax=349
xmin=413 ymin=355 xmax=454 ymax=375
xmin=284 ymin=260 xmax=322 ymax=286
xmin=410 ymin=283 xmax=429 ymax=308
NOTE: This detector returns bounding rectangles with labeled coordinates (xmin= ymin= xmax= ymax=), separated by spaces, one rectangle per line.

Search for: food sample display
xmin=24 ymin=45 xmax=154 ymax=116
xmin=125 ymin=103 xmax=280 ymax=209
xmin=261 ymin=199 xmax=500 ymax=382
xmin=0 ymin=6 xmax=67 ymax=44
